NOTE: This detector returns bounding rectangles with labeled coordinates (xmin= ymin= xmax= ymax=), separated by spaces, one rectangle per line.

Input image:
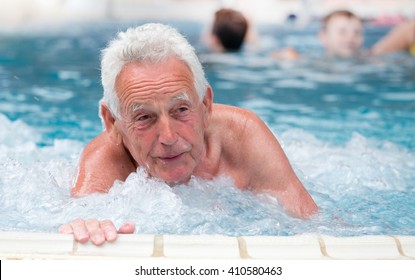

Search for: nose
xmin=157 ymin=115 xmax=178 ymax=146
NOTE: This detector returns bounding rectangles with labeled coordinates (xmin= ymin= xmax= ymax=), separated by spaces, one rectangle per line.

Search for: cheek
xmin=121 ymin=127 xmax=151 ymax=160
xmin=326 ymin=33 xmax=341 ymax=46
xmin=191 ymin=125 xmax=206 ymax=155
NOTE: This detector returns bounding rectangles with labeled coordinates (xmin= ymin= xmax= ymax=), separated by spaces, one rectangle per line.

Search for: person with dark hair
xmin=210 ymin=8 xmax=249 ymax=52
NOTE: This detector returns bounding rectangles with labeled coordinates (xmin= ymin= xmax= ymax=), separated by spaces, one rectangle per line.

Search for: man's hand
xmin=58 ymin=219 xmax=135 ymax=246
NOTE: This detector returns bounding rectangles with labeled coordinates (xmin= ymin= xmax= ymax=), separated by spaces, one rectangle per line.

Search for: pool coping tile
xmin=162 ymin=234 xmax=240 ymax=259
xmin=394 ymin=235 xmax=415 ymax=259
xmin=241 ymin=234 xmax=325 ymax=259
xmin=0 ymin=232 xmax=73 ymax=258
xmin=74 ymin=234 xmax=154 ymax=258
xmin=320 ymin=235 xmax=405 ymax=259
xmin=1 ymin=232 xmax=414 ymax=260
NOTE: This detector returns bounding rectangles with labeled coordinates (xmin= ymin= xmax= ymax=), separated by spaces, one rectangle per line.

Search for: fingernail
xmin=93 ymin=232 xmax=105 ymax=245
xmin=76 ymin=232 xmax=89 ymax=243
xmin=107 ymin=231 xmax=117 ymax=241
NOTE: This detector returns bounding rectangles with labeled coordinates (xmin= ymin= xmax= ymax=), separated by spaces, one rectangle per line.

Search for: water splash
xmin=0 ymin=114 xmax=414 ymax=236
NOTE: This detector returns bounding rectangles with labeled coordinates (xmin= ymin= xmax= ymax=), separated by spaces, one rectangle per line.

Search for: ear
xmin=100 ymin=102 xmax=123 ymax=145
xmin=202 ymin=86 xmax=213 ymax=126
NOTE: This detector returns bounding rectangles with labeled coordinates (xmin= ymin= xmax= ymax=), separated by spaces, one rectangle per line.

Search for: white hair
xmin=100 ymin=23 xmax=208 ymax=119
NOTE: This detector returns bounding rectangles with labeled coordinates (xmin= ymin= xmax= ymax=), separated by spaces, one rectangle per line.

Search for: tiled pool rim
xmin=0 ymin=232 xmax=414 ymax=259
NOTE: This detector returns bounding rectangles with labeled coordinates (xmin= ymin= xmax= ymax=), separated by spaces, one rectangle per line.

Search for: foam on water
xmin=1 ymin=113 xmax=414 ymax=236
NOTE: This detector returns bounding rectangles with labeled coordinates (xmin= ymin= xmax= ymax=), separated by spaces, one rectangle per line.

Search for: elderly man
xmin=59 ymin=23 xmax=317 ymax=245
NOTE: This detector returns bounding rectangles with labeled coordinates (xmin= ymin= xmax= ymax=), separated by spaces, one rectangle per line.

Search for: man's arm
xmin=60 ymin=132 xmax=137 ymax=245
xmin=72 ymin=132 xmax=136 ymax=196
xmin=234 ymin=108 xmax=318 ymax=219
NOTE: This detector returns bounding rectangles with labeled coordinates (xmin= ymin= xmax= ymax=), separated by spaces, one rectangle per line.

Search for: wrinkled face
xmin=113 ymin=58 xmax=211 ymax=185
xmin=320 ymin=16 xmax=363 ymax=57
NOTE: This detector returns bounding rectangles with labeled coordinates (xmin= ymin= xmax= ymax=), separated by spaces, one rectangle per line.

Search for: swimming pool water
xmin=0 ymin=21 xmax=414 ymax=236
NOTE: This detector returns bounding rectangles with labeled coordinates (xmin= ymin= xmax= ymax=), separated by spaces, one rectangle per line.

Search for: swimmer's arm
xmin=371 ymin=21 xmax=415 ymax=55
xmin=71 ymin=132 xmax=136 ymax=197
xmin=272 ymin=47 xmax=300 ymax=60
xmin=238 ymin=110 xmax=318 ymax=219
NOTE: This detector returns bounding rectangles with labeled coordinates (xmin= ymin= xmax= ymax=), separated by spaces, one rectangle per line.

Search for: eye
xmin=137 ymin=114 xmax=150 ymax=122
xmin=177 ymin=106 xmax=189 ymax=113
xmin=172 ymin=104 xmax=191 ymax=119
xmin=133 ymin=113 xmax=154 ymax=129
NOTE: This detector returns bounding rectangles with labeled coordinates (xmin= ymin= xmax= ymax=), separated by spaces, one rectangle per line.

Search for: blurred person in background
xmin=204 ymin=8 xmax=257 ymax=52
xmin=318 ymin=10 xmax=415 ymax=57
xmin=273 ymin=10 xmax=364 ymax=60
xmin=318 ymin=10 xmax=365 ymax=58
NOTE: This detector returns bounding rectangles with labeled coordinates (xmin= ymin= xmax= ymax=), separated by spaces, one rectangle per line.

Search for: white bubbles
xmin=0 ymin=114 xmax=41 ymax=146
xmin=279 ymin=129 xmax=415 ymax=197
xmin=0 ymin=113 xmax=414 ymax=236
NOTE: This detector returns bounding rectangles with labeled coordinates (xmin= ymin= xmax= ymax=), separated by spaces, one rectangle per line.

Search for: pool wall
xmin=0 ymin=232 xmax=414 ymax=259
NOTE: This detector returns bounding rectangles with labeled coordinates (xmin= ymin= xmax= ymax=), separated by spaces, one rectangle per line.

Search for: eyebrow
xmin=130 ymin=92 xmax=191 ymax=113
xmin=172 ymin=92 xmax=191 ymax=102
xmin=131 ymin=103 xmax=144 ymax=113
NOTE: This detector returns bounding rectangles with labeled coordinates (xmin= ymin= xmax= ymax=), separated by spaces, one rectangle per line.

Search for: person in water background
xmin=202 ymin=7 xmax=260 ymax=52
xmin=318 ymin=9 xmax=365 ymax=58
xmin=59 ymin=23 xmax=318 ymax=245
xmin=209 ymin=8 xmax=249 ymax=52
xmin=317 ymin=10 xmax=415 ymax=58
xmin=273 ymin=9 xmax=413 ymax=60
xmin=272 ymin=9 xmax=365 ymax=60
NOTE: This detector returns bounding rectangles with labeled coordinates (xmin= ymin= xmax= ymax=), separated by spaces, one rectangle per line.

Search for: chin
xmin=157 ymin=170 xmax=192 ymax=186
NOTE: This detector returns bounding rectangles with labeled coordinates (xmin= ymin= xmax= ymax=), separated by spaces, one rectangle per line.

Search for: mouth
xmin=158 ymin=152 xmax=184 ymax=164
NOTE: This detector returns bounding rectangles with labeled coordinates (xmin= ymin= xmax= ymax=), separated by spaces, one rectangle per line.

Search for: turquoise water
xmin=0 ymin=21 xmax=414 ymax=236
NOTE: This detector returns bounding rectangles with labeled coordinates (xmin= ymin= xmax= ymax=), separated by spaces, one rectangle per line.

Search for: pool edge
xmin=0 ymin=232 xmax=414 ymax=260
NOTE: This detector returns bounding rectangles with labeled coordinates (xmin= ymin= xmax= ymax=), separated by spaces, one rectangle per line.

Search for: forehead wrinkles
xmin=130 ymin=92 xmax=190 ymax=113
xmin=117 ymin=72 xmax=194 ymax=105
xmin=117 ymin=76 xmax=196 ymax=117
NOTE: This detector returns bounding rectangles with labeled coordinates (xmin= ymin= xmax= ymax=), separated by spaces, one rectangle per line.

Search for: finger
xmin=70 ymin=219 xmax=90 ymax=243
xmin=85 ymin=219 xmax=106 ymax=246
xmin=100 ymin=220 xmax=118 ymax=242
xmin=58 ymin=224 xmax=73 ymax=234
xmin=118 ymin=221 xmax=136 ymax=234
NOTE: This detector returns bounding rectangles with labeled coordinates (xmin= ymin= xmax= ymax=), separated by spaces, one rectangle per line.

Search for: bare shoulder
xmin=207 ymin=104 xmax=274 ymax=183
xmin=210 ymin=104 xmax=264 ymax=136
xmin=210 ymin=104 xmax=273 ymax=149
xmin=71 ymin=132 xmax=136 ymax=196
xmin=210 ymin=104 xmax=317 ymax=218
xmin=210 ymin=103 xmax=291 ymax=183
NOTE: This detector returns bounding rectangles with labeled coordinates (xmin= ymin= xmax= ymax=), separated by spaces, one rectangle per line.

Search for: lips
xmin=158 ymin=152 xmax=184 ymax=163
